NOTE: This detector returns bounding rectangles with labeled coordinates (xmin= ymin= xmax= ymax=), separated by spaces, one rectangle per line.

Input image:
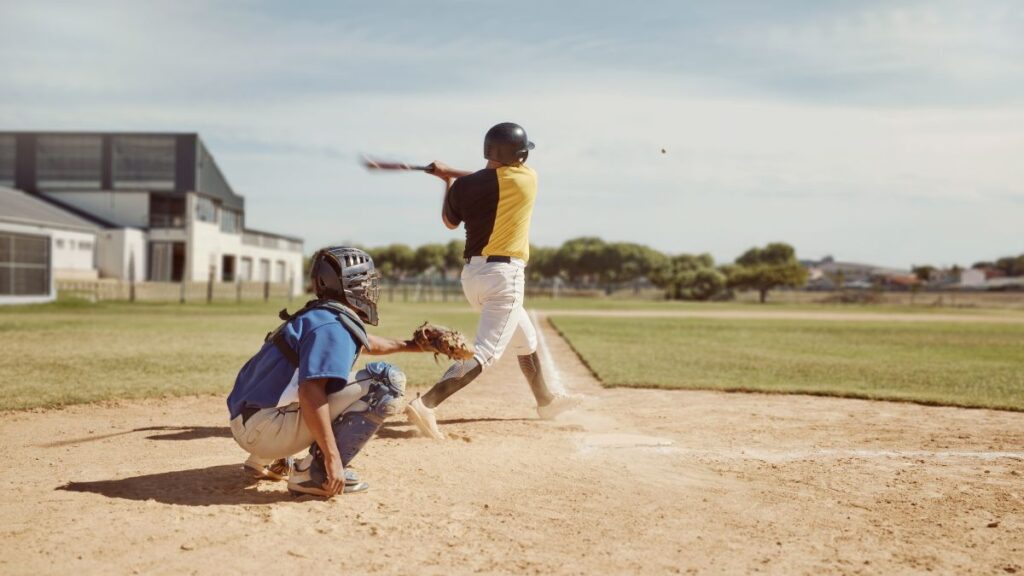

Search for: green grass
xmin=0 ymin=299 xmax=477 ymax=411
xmin=550 ymin=316 xmax=1024 ymax=411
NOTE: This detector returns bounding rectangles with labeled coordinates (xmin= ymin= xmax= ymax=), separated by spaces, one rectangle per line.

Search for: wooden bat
xmin=361 ymin=155 xmax=433 ymax=172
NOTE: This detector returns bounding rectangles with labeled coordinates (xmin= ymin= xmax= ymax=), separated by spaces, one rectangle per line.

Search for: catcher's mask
xmin=483 ymin=122 xmax=534 ymax=165
xmin=309 ymin=246 xmax=380 ymax=326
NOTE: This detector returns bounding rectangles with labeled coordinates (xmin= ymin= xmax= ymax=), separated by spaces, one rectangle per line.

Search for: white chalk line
xmin=599 ymin=446 xmax=1024 ymax=461
xmin=530 ymin=310 xmax=567 ymax=395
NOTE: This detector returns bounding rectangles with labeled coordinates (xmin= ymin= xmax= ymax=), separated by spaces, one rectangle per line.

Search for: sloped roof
xmin=0 ymin=187 xmax=102 ymax=232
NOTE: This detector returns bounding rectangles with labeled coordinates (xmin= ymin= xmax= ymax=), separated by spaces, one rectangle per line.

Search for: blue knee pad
xmin=308 ymin=362 xmax=405 ymax=480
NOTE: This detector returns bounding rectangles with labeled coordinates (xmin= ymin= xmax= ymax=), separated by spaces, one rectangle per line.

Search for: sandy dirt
xmin=1 ymin=318 xmax=1023 ymax=575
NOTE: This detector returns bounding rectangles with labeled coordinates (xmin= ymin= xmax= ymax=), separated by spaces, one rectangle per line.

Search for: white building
xmin=0 ymin=187 xmax=101 ymax=304
xmin=0 ymin=132 xmax=304 ymax=301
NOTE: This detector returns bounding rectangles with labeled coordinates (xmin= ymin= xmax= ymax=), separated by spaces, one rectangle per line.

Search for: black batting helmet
xmin=309 ymin=246 xmax=380 ymax=325
xmin=483 ymin=122 xmax=535 ymax=165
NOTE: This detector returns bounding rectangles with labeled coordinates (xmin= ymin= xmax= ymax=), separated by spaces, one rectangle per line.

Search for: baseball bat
xmin=361 ymin=155 xmax=432 ymax=172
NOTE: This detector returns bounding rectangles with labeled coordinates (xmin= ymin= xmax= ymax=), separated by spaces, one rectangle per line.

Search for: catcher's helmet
xmin=483 ymin=122 xmax=535 ymax=165
xmin=309 ymin=246 xmax=380 ymax=325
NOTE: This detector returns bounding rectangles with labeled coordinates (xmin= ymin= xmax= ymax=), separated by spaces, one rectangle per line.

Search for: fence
xmin=58 ymin=279 xmax=295 ymax=303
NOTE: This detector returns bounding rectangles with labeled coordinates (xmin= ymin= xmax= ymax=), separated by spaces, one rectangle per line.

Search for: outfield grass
xmin=550 ymin=316 xmax=1024 ymax=411
xmin=0 ymin=299 xmax=477 ymax=411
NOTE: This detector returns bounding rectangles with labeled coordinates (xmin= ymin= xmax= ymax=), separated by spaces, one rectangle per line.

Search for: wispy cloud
xmin=0 ymin=0 xmax=1022 ymax=267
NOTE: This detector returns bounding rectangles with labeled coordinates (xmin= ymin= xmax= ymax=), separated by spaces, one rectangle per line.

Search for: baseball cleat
xmin=537 ymin=393 xmax=583 ymax=420
xmin=244 ymin=456 xmax=293 ymax=481
xmin=287 ymin=456 xmax=368 ymax=497
xmin=405 ymin=395 xmax=446 ymax=440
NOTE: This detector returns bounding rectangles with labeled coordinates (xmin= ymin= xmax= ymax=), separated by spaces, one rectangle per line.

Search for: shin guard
xmin=518 ymin=352 xmax=554 ymax=406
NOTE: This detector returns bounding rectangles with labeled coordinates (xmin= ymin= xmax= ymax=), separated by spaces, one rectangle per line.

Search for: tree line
xmin=353 ymin=237 xmax=806 ymax=303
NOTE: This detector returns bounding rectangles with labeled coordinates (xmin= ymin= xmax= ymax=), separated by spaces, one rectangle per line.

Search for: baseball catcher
xmin=226 ymin=246 xmax=433 ymax=497
xmin=404 ymin=122 xmax=582 ymax=440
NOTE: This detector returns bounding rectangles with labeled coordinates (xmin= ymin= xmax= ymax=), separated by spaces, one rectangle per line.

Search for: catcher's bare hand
xmin=323 ymin=453 xmax=345 ymax=497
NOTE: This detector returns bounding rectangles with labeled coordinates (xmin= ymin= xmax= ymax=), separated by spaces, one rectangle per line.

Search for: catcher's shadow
xmin=58 ymin=464 xmax=294 ymax=506
xmin=39 ymin=425 xmax=231 ymax=448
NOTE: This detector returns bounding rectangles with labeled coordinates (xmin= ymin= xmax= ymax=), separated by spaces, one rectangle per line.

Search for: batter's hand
xmin=323 ymin=453 xmax=346 ymax=496
xmin=426 ymin=161 xmax=456 ymax=180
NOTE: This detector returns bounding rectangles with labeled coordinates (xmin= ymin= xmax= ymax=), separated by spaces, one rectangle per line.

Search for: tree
xmin=554 ymin=237 xmax=607 ymax=284
xmin=650 ymin=253 xmax=725 ymax=301
xmin=527 ymin=245 xmax=558 ymax=282
xmin=730 ymin=242 xmax=807 ymax=303
xmin=413 ymin=243 xmax=447 ymax=277
xmin=444 ymin=240 xmax=466 ymax=272
xmin=368 ymin=243 xmax=415 ymax=281
xmin=911 ymin=265 xmax=936 ymax=283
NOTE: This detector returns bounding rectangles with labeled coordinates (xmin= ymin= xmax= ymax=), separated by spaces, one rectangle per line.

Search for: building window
xmin=148 ymin=241 xmax=185 ymax=282
xmin=221 ymin=255 xmax=236 ymax=282
xmin=55 ymin=239 xmax=65 ymax=249
xmin=195 ymin=196 xmax=217 ymax=223
xmin=220 ymin=209 xmax=242 ymax=234
xmin=274 ymin=261 xmax=286 ymax=283
xmin=36 ymin=135 xmax=102 ymax=190
xmin=259 ymin=259 xmax=270 ymax=282
xmin=239 ymin=257 xmax=253 ymax=281
xmin=79 ymin=241 xmax=93 ymax=251
xmin=0 ymin=135 xmax=15 ymax=187
xmin=150 ymin=194 xmax=185 ymax=228
xmin=0 ymin=232 xmax=50 ymax=295
xmin=113 ymin=136 xmax=176 ymax=190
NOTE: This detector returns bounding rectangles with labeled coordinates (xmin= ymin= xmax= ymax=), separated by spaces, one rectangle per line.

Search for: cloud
xmin=0 ymin=0 xmax=1022 ymax=268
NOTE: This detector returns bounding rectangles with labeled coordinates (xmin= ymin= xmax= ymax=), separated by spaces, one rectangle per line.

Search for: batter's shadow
xmin=376 ymin=416 xmax=535 ymax=440
xmin=58 ymin=464 xmax=294 ymax=506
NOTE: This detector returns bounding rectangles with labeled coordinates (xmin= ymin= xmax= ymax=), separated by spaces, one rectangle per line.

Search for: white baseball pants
xmin=461 ymin=256 xmax=538 ymax=369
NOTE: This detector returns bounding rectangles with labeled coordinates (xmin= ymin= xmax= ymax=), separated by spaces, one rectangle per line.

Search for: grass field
xmin=550 ymin=315 xmax=1024 ymax=411
xmin=3 ymin=297 xmax=1023 ymax=412
xmin=0 ymin=299 xmax=477 ymax=411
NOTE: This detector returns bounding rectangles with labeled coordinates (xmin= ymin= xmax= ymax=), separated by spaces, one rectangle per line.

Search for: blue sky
xmin=1 ymin=0 xmax=1022 ymax=267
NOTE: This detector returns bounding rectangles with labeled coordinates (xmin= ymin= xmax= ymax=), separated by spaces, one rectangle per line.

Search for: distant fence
xmin=58 ymin=279 xmax=295 ymax=303
xmin=56 ymin=278 xmax=1024 ymax=310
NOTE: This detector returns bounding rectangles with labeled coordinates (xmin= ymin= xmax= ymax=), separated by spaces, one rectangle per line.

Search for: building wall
xmin=184 ymin=193 xmax=304 ymax=294
xmin=43 ymin=190 xmax=149 ymax=228
xmin=51 ymin=228 xmax=98 ymax=279
xmin=0 ymin=221 xmax=55 ymax=305
xmin=96 ymin=228 xmax=146 ymax=281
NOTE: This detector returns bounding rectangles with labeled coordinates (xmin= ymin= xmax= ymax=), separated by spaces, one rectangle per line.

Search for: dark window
xmin=36 ymin=135 xmax=102 ymax=190
xmin=195 ymin=195 xmax=217 ymax=223
xmin=220 ymin=209 xmax=242 ymax=234
xmin=0 ymin=232 xmax=50 ymax=295
xmin=221 ymin=255 xmax=236 ymax=282
xmin=0 ymin=135 xmax=15 ymax=187
xmin=113 ymin=136 xmax=176 ymax=190
xmin=149 ymin=194 xmax=185 ymax=228
xmin=148 ymin=241 xmax=185 ymax=282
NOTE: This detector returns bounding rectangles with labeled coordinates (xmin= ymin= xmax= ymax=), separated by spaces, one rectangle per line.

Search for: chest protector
xmin=265 ymin=299 xmax=372 ymax=369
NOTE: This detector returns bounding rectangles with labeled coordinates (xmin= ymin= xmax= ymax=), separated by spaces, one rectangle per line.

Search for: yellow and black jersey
xmin=443 ymin=164 xmax=537 ymax=262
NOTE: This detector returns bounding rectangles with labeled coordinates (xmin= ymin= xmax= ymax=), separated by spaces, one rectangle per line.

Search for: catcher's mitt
xmin=412 ymin=322 xmax=475 ymax=362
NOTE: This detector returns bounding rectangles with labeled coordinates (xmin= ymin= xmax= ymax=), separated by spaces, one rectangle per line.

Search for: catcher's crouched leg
xmin=289 ymin=362 xmax=406 ymax=497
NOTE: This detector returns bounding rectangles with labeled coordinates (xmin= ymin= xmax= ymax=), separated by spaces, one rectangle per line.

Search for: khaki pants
xmin=230 ymin=378 xmax=371 ymax=466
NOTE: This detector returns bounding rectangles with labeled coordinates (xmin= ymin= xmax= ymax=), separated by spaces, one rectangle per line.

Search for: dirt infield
xmin=1 ymin=319 xmax=1022 ymax=575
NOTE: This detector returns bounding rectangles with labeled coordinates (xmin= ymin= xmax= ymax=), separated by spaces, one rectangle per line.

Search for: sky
xmin=1 ymin=0 xmax=1022 ymax=268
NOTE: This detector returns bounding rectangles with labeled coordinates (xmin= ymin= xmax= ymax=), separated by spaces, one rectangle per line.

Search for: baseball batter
xmin=405 ymin=122 xmax=581 ymax=440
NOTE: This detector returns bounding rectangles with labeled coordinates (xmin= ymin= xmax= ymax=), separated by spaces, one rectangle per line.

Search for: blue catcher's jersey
xmin=227 ymin=308 xmax=360 ymax=419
